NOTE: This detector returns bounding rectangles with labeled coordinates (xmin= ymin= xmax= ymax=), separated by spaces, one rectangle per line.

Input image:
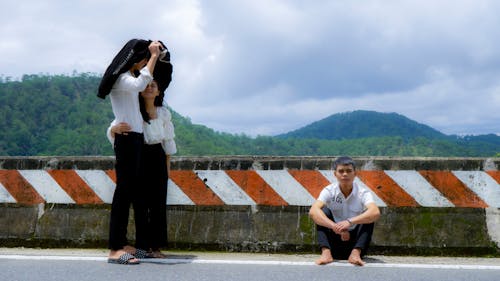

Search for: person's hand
xmin=333 ymin=220 xmax=351 ymax=233
xmin=112 ymin=122 xmax=132 ymax=135
xmin=340 ymin=231 xmax=350 ymax=241
xmin=331 ymin=222 xmax=343 ymax=234
xmin=148 ymin=41 xmax=162 ymax=57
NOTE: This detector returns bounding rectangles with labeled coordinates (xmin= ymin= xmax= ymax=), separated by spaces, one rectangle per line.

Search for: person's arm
xmin=112 ymin=41 xmax=161 ymax=92
xmin=160 ymin=106 xmax=177 ymax=156
xmin=145 ymin=41 xmax=161 ymax=75
xmin=351 ymin=202 xmax=380 ymax=224
xmin=309 ymin=200 xmax=341 ymax=233
xmin=336 ymin=202 xmax=380 ymax=232
xmin=106 ymin=120 xmax=118 ymax=144
xmin=107 ymin=122 xmax=132 ymax=143
xmin=166 ymin=154 xmax=171 ymax=177
xmin=113 ymin=68 xmax=152 ymax=92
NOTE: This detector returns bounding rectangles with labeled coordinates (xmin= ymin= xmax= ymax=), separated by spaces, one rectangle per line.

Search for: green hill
xmin=0 ymin=73 xmax=259 ymax=156
xmin=0 ymin=74 xmax=113 ymax=155
xmin=1 ymin=74 xmax=499 ymax=157
xmin=277 ymin=110 xmax=448 ymax=141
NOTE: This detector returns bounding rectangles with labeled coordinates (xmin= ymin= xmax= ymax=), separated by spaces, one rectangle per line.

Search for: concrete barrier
xmin=0 ymin=156 xmax=499 ymax=255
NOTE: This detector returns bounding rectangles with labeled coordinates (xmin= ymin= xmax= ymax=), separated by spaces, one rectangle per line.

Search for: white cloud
xmin=2 ymin=0 xmax=500 ymax=137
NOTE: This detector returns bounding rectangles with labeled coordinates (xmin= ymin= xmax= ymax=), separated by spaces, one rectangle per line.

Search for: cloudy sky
xmin=1 ymin=0 xmax=499 ymax=136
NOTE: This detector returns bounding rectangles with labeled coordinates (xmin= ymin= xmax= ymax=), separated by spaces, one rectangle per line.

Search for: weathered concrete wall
xmin=0 ymin=204 xmax=497 ymax=255
xmin=1 ymin=156 xmax=499 ymax=255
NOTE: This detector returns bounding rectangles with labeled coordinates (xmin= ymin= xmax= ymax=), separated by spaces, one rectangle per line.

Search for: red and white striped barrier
xmin=1 ymin=170 xmax=499 ymax=207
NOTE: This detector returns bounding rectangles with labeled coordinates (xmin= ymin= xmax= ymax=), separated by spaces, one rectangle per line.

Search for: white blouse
xmin=106 ymin=105 xmax=177 ymax=155
xmin=143 ymin=106 xmax=177 ymax=154
xmin=109 ymin=67 xmax=153 ymax=134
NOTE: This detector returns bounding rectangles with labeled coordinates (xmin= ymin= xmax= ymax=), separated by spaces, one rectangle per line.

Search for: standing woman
xmin=139 ymin=79 xmax=176 ymax=258
xmin=98 ymin=39 xmax=162 ymax=265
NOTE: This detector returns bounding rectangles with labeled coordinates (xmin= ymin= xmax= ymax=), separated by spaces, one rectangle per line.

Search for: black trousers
xmin=109 ymin=133 xmax=144 ymax=250
xmin=316 ymin=207 xmax=374 ymax=259
xmin=136 ymin=143 xmax=168 ymax=250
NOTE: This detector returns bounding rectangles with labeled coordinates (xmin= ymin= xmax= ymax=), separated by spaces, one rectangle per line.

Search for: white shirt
xmin=109 ymin=67 xmax=153 ymax=133
xmin=107 ymin=105 xmax=177 ymax=155
xmin=317 ymin=182 xmax=374 ymax=229
xmin=143 ymin=106 xmax=177 ymax=154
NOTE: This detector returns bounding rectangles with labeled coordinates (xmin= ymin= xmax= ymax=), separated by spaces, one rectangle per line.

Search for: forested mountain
xmin=277 ymin=110 xmax=448 ymax=141
xmin=0 ymin=74 xmax=113 ymax=155
xmin=1 ymin=74 xmax=499 ymax=157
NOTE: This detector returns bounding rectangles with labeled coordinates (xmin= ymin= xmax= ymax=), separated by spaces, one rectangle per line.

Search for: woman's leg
xmin=133 ymin=144 xmax=153 ymax=252
xmin=147 ymin=145 xmax=168 ymax=251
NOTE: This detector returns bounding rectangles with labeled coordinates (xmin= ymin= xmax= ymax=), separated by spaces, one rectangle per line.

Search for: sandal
xmin=134 ymin=248 xmax=149 ymax=259
xmin=107 ymin=253 xmax=140 ymax=265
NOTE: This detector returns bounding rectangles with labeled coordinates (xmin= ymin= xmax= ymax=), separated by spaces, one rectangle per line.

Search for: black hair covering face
xmin=153 ymin=41 xmax=173 ymax=98
xmin=97 ymin=39 xmax=151 ymax=99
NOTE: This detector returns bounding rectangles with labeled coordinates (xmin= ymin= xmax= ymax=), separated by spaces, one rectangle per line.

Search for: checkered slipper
xmin=107 ymin=253 xmax=140 ymax=265
xmin=134 ymin=248 xmax=149 ymax=259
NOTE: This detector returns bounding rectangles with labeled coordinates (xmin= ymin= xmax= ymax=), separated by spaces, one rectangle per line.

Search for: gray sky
xmin=1 ymin=0 xmax=499 ymax=136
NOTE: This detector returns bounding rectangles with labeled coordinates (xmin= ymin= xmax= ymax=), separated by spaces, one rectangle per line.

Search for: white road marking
xmin=1 ymin=255 xmax=499 ymax=270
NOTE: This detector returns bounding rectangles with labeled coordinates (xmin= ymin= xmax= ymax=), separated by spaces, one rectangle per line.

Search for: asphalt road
xmin=1 ymin=248 xmax=499 ymax=281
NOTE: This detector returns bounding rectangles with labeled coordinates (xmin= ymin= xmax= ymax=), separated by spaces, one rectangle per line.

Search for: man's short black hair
xmin=333 ymin=156 xmax=356 ymax=170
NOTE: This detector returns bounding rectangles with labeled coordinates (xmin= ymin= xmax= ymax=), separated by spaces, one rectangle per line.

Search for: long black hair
xmin=139 ymin=80 xmax=165 ymax=124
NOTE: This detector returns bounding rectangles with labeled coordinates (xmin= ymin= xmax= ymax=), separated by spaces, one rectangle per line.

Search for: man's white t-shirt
xmin=317 ymin=182 xmax=375 ymax=229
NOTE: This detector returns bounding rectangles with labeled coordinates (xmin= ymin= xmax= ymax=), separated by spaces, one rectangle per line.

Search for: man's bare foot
xmin=341 ymin=231 xmax=350 ymax=241
xmin=348 ymin=248 xmax=365 ymax=266
xmin=315 ymin=248 xmax=334 ymax=265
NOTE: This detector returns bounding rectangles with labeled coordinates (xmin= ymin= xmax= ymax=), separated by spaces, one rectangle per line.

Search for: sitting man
xmin=309 ymin=156 xmax=380 ymax=266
